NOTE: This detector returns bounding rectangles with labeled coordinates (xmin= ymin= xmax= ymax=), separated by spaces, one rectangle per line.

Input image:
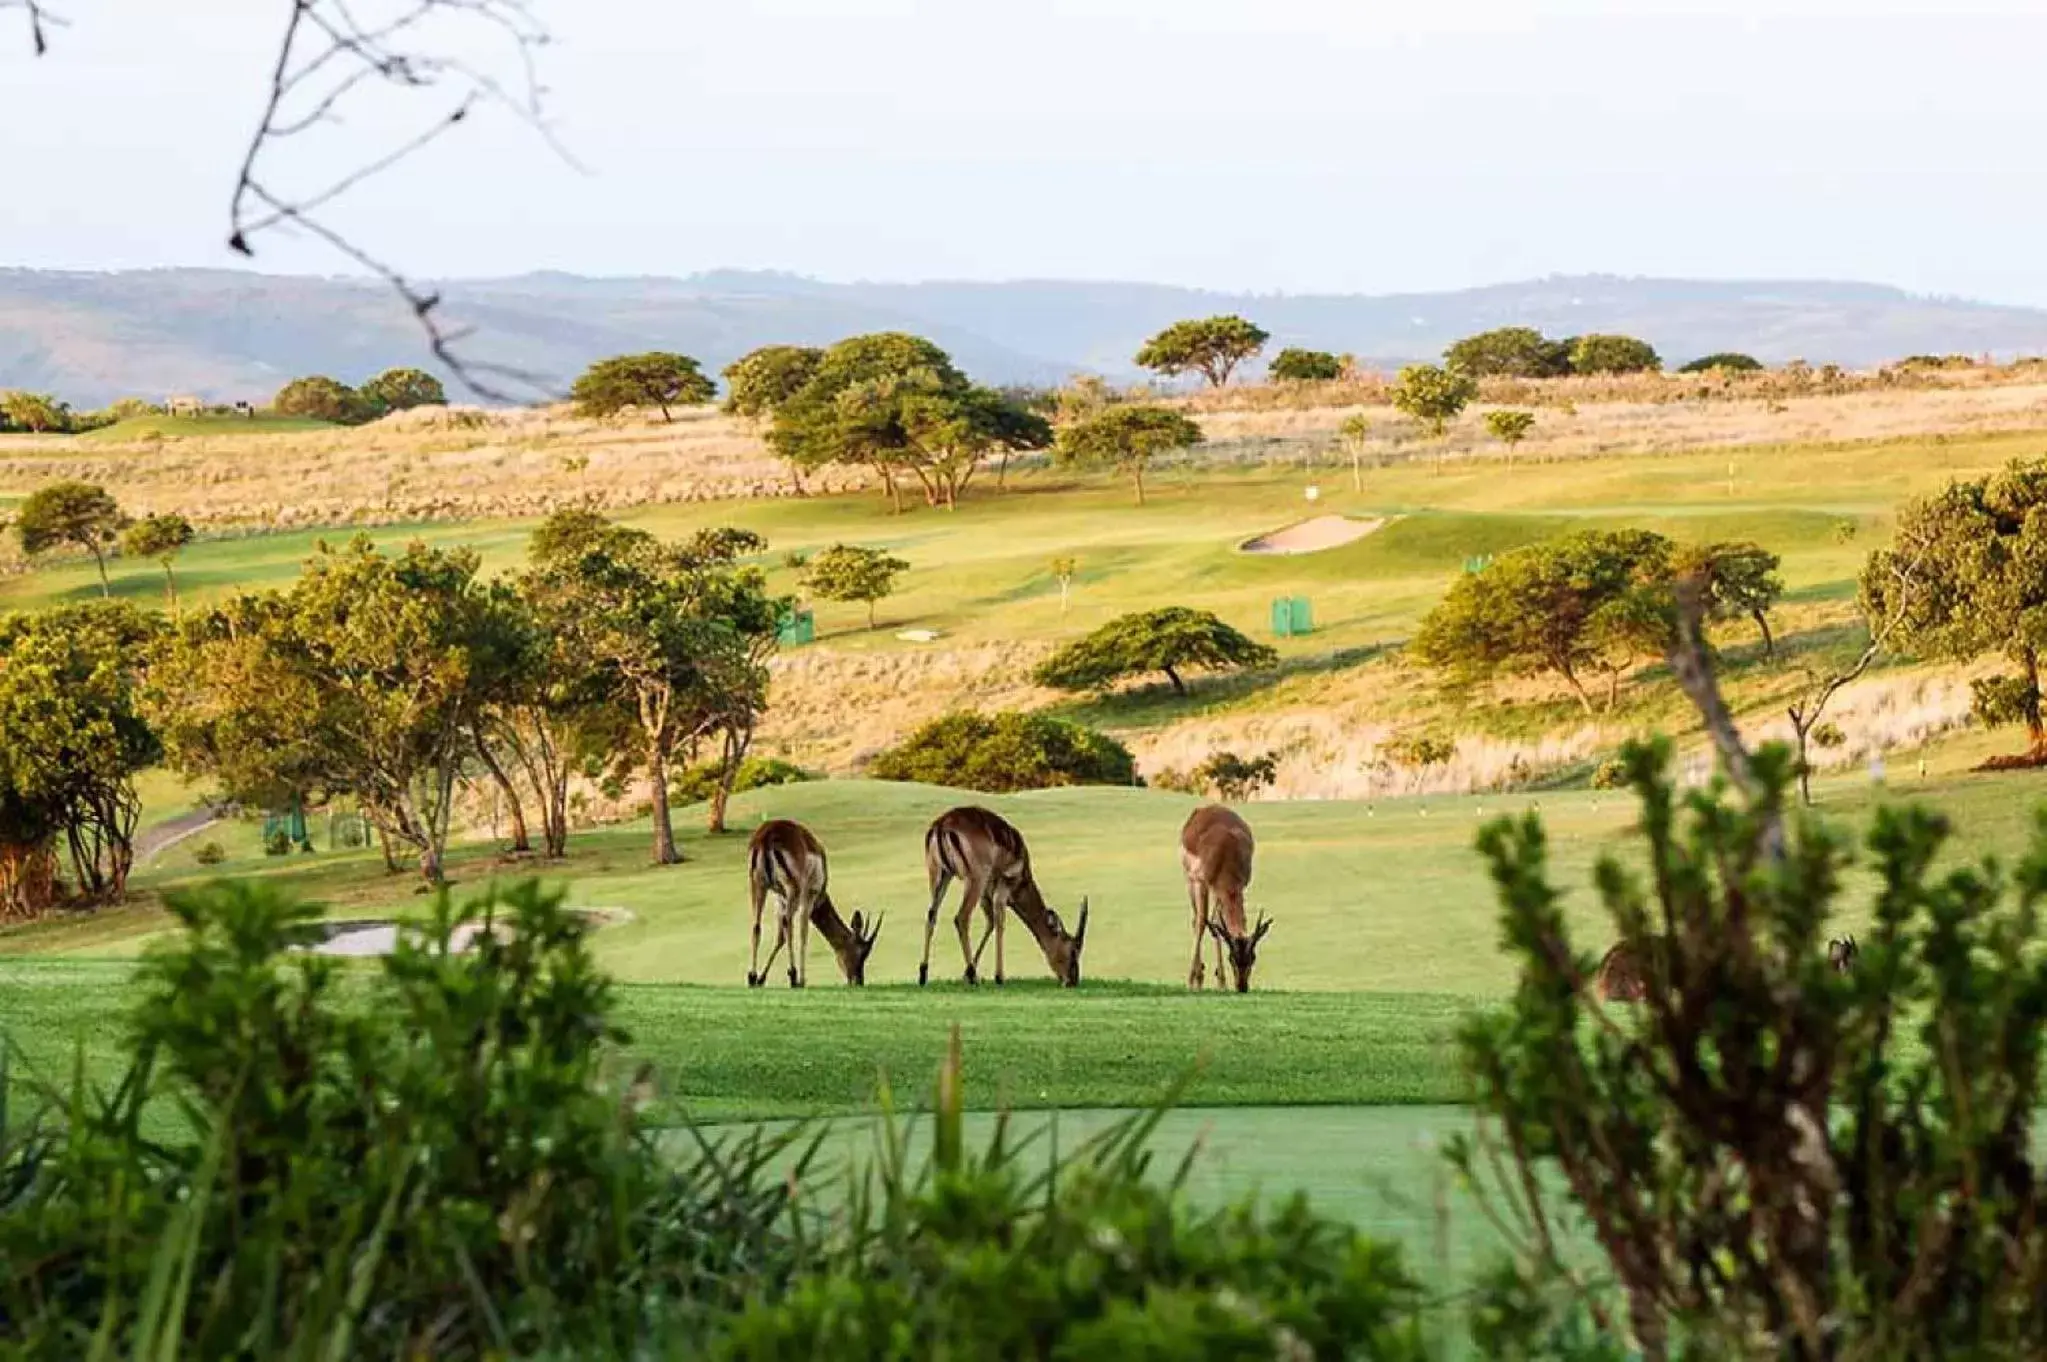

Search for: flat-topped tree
xmin=14 ymin=480 xmax=127 ymax=595
xmin=271 ymin=374 xmax=367 ymax=424
xmin=570 ymin=351 xmax=715 ymax=422
xmin=1444 ymin=327 xmax=1574 ymax=378
xmin=1135 ymin=315 xmax=1269 ymax=388
xmin=120 ymin=513 xmax=196 ymax=614
xmin=358 ymin=366 xmax=446 ymax=415
xmin=1570 ymin=333 xmax=1662 ymax=375
xmin=1053 ymin=404 xmax=1202 ymax=505
xmin=1268 ymin=347 xmax=1342 ymax=383
xmin=1035 ymin=606 xmax=1277 ymax=697
xmin=766 ymin=332 xmax=968 ymax=512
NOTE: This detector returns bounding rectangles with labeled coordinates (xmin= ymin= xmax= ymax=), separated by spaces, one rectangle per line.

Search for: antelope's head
xmin=1208 ymin=914 xmax=1274 ymax=993
xmin=1828 ymin=935 xmax=1858 ymax=973
xmin=1043 ymin=897 xmax=1090 ymax=987
xmin=838 ymin=910 xmax=884 ymax=986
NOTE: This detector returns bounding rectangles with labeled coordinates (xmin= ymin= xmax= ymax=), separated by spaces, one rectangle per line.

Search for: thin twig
xmin=2 ymin=0 xmax=56 ymax=54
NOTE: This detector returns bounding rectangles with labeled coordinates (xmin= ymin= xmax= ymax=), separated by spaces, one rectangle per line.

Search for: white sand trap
xmin=303 ymin=907 xmax=630 ymax=957
xmin=895 ymin=628 xmax=941 ymax=642
xmin=1239 ymin=515 xmax=1389 ymax=555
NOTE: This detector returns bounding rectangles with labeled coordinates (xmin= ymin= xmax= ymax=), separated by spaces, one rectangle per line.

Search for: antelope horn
xmin=865 ymin=911 xmax=885 ymax=945
xmin=1250 ymin=914 xmax=1274 ymax=946
xmin=1207 ymin=916 xmax=1231 ymax=944
xmin=1075 ymin=897 xmax=1090 ymax=949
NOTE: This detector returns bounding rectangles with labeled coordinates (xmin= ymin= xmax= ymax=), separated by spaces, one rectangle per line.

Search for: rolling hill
xmin=4 ymin=267 xmax=2047 ymax=407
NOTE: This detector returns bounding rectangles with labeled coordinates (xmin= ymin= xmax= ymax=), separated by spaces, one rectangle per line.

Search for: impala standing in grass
xmin=746 ymin=819 xmax=883 ymax=988
xmin=919 ymin=806 xmax=1089 ymax=987
xmin=1180 ymin=805 xmax=1273 ymax=991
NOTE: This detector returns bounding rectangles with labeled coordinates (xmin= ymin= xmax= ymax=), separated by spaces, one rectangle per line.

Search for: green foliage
xmin=1673 ymin=539 xmax=1784 ymax=656
xmin=721 ymin=344 xmax=823 ymax=420
xmin=1484 ymin=409 xmax=1537 ymax=447
xmin=1053 ymin=403 xmax=1203 ymax=504
xmin=1588 ymin=756 xmax=1629 ymax=789
xmin=0 ymin=390 xmax=70 ymax=433
xmin=270 ymin=374 xmax=367 ymax=424
xmin=121 ymin=512 xmax=197 ymax=609
xmin=191 ymin=840 xmax=226 ymax=866
xmin=1865 ymin=458 xmax=2047 ymax=752
xmin=1970 ymin=674 xmax=2041 ymax=734
xmin=669 ymin=755 xmax=817 ymax=806
xmin=1456 ymin=737 xmax=2047 ymax=1358
xmin=1267 ymin=347 xmax=1343 ymax=383
xmin=0 ymin=602 xmax=162 ymax=914
xmin=1384 ymin=733 xmax=1455 ymax=770
xmin=356 ymin=366 xmax=447 ymax=415
xmin=1810 ymin=720 xmax=1846 ymax=749
xmin=1034 ymin=606 xmax=1278 ymax=697
xmin=712 ymin=1039 xmax=1429 ymax=1360
xmin=1568 ymin=333 xmax=1662 ymax=375
xmin=1133 ymin=315 xmax=1270 ymax=388
xmin=1444 ymin=327 xmax=1573 ymax=379
xmin=11 ymin=480 xmax=126 ymax=592
xmin=869 ymin=711 xmax=1136 ymax=793
xmin=1413 ymin=529 xmax=1676 ymax=713
xmin=262 ymin=827 xmax=293 ymax=856
xmin=1195 ymin=749 xmax=1279 ymax=801
xmin=1677 ymin=351 xmax=1764 ymax=374
xmin=570 ymin=351 xmax=716 ymax=421
xmin=801 ymin=543 xmax=910 ymax=630
xmin=0 ymin=878 xmax=811 ymax=1358
xmin=1390 ymin=364 xmax=1478 ymax=437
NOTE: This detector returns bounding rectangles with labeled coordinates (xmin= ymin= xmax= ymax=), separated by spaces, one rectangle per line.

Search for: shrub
xmin=1385 ymin=733 xmax=1456 ymax=770
xmin=262 ymin=828 xmax=293 ymax=856
xmin=1568 ymin=334 xmax=1662 ymax=375
xmin=1810 ymin=720 xmax=1846 ymax=750
xmin=1267 ymin=347 xmax=1343 ymax=383
xmin=869 ymin=711 xmax=1136 ymax=793
xmin=1677 ymin=351 xmax=1763 ymax=374
xmin=1589 ymin=757 xmax=1629 ymax=789
xmin=192 ymin=840 xmax=226 ymax=866
xmin=1034 ymin=607 xmax=1277 ymax=697
xmin=1144 ymin=765 xmax=1205 ymax=796
xmin=669 ymin=756 xmax=817 ymax=805
xmin=1194 ymin=749 xmax=1279 ymax=801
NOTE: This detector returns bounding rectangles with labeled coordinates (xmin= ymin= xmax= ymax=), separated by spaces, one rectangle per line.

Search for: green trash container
xmin=1288 ymin=596 xmax=1312 ymax=635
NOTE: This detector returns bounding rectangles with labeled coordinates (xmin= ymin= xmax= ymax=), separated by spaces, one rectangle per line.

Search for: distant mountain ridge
xmin=3 ymin=267 xmax=2045 ymax=408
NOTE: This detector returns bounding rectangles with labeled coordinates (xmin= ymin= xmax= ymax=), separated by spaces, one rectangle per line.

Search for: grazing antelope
xmin=1596 ymin=934 xmax=1857 ymax=1002
xmin=919 ymin=806 xmax=1089 ymax=987
xmin=1180 ymin=805 xmax=1272 ymax=992
xmin=747 ymin=819 xmax=883 ymax=988
xmin=1828 ymin=935 xmax=1858 ymax=972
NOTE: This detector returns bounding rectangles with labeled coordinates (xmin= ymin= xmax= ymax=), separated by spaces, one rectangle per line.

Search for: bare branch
xmin=3 ymin=0 xmax=58 ymax=54
xmin=227 ymin=0 xmax=568 ymax=403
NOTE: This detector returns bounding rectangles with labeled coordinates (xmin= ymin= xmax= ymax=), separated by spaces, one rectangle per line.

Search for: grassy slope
xmin=77 ymin=414 xmax=336 ymax=441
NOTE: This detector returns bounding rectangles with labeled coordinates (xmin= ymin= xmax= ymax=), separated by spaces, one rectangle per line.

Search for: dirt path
xmin=137 ymin=808 xmax=223 ymax=863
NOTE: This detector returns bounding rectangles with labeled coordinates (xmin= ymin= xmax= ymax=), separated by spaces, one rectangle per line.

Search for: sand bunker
xmin=1239 ymin=515 xmax=1388 ymax=555
xmin=303 ymin=907 xmax=630 ymax=957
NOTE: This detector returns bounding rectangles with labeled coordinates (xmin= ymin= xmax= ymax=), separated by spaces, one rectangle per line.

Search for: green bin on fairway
xmin=1270 ymin=596 xmax=1313 ymax=638
xmin=777 ymin=609 xmax=815 ymax=647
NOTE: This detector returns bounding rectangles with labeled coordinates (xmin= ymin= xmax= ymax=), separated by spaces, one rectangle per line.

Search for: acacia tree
xmin=900 ymin=384 xmax=1054 ymax=508
xmin=358 ymin=367 xmax=447 ymax=415
xmin=766 ymin=333 xmax=966 ymax=513
xmin=121 ymin=513 xmax=197 ymax=615
xmin=1034 ymin=607 xmax=1277 ymax=697
xmin=271 ymin=375 xmax=367 ymax=424
xmin=802 ymin=544 xmax=909 ymax=631
xmin=570 ymin=352 xmax=715 ymax=422
xmin=1267 ymin=348 xmax=1342 ymax=383
xmin=1414 ymin=529 xmax=1677 ymax=713
xmin=14 ymin=480 xmax=126 ymax=594
xmin=148 ymin=538 xmax=498 ymax=884
xmin=1864 ymin=458 xmax=2047 ymax=758
xmin=1443 ymin=327 xmax=1573 ymax=379
xmin=0 ymin=602 xmax=162 ymax=916
xmin=1673 ymin=540 xmax=1784 ymax=657
xmin=1390 ymin=364 xmax=1478 ymax=439
xmin=722 ymin=345 xmax=824 ymax=422
xmin=1053 ymin=405 xmax=1203 ymax=505
xmin=1570 ymin=333 xmax=1662 ymax=375
xmin=1134 ymin=316 xmax=1269 ymax=388
xmin=527 ymin=515 xmax=782 ymax=860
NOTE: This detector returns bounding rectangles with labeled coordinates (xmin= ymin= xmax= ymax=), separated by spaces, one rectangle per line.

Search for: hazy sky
xmin=5 ymin=0 xmax=2047 ymax=302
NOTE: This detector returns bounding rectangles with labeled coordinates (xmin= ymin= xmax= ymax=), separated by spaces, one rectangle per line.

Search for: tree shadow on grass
xmin=1044 ymin=645 xmax=1388 ymax=732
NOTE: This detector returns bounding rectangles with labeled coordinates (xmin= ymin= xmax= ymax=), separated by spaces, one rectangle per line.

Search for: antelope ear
xmin=851 ymin=910 xmax=865 ymax=936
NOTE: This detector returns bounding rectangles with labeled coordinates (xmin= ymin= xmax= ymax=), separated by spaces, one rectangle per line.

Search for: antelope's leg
xmin=748 ymin=877 xmax=770 ymax=986
xmin=992 ymin=882 xmax=1008 ymax=985
xmin=1211 ymin=923 xmax=1226 ymax=991
xmin=759 ymin=910 xmax=790 ymax=986
xmin=954 ymin=869 xmax=989 ymax=983
xmin=920 ymin=867 xmax=953 ymax=986
xmin=967 ymin=880 xmax=1001 ymax=982
xmin=1187 ymin=880 xmax=1208 ymax=990
xmin=792 ymin=897 xmax=811 ymax=989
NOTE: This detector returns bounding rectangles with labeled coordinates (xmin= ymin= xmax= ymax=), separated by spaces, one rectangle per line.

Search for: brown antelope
xmin=919 ymin=806 xmax=1089 ymax=987
xmin=1180 ymin=805 xmax=1272 ymax=992
xmin=747 ymin=819 xmax=882 ymax=988
xmin=1596 ymin=934 xmax=1857 ymax=1002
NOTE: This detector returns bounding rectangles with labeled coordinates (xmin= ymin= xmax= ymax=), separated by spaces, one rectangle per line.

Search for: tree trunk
xmin=707 ymin=722 xmax=751 ymax=834
xmin=1164 ymin=665 xmax=1186 ymax=695
xmin=163 ymin=563 xmax=181 ymax=618
xmin=1059 ymin=580 xmax=1070 ymax=615
xmin=1559 ymin=665 xmax=1596 ymax=716
xmin=998 ymin=450 xmax=1011 ymax=487
xmin=89 ymin=544 xmax=110 ymax=597
xmin=1352 ymin=448 xmax=1362 ymax=493
xmin=657 ymin=402 xmax=673 ymax=422
xmin=866 ymin=598 xmax=877 ymax=631
xmin=2027 ymin=649 xmax=2046 ymax=753
xmin=1133 ymin=464 xmax=1147 ymax=506
xmin=880 ymin=464 xmax=903 ymax=514
xmin=474 ymin=736 xmax=531 ymax=853
xmin=376 ymin=823 xmax=401 ymax=874
xmin=648 ymin=741 xmax=681 ymax=865
xmin=1753 ymin=609 xmax=1775 ymax=659
xmin=1607 ymin=667 xmax=1623 ymax=712
xmin=1794 ymin=724 xmax=1816 ymax=807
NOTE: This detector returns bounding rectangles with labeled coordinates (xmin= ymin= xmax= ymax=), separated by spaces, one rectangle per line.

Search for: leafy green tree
xmin=1034 ymin=606 xmax=1277 ymax=696
xmin=869 ymin=712 xmax=1136 ymax=792
xmin=1053 ymin=404 xmax=1203 ymax=505
xmin=1338 ymin=411 xmax=1374 ymax=491
xmin=1267 ymin=347 xmax=1342 ymax=383
xmin=570 ymin=352 xmax=715 ymax=422
xmin=1678 ymin=351 xmax=1764 ymax=374
xmin=148 ymin=538 xmax=500 ymax=884
xmin=1134 ymin=315 xmax=1270 ymax=388
xmin=526 ymin=514 xmax=783 ymax=860
xmin=0 ymin=390 xmax=70 ymax=433
xmin=1569 ymin=333 xmax=1662 ymax=375
xmin=271 ymin=374 xmax=367 ymax=424
xmin=765 ymin=332 xmax=973 ymax=512
xmin=1414 ymin=529 xmax=1676 ymax=713
xmin=899 ymin=383 xmax=1054 ymax=507
xmin=358 ymin=366 xmax=447 ymax=415
xmin=120 ymin=513 xmax=197 ymax=614
xmin=1390 ymin=364 xmax=1478 ymax=437
xmin=1443 ymin=327 xmax=1572 ymax=379
xmin=1484 ymin=409 xmax=1536 ymax=458
xmin=721 ymin=344 xmax=823 ymax=421
xmin=1864 ymin=458 xmax=2047 ymax=755
xmin=14 ymin=480 xmax=127 ymax=594
xmin=0 ymin=602 xmax=162 ymax=914
xmin=1674 ymin=540 xmax=1784 ymax=657
xmin=801 ymin=543 xmax=910 ymax=631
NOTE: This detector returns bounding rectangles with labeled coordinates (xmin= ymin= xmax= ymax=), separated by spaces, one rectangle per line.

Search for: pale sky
xmin=5 ymin=0 xmax=2046 ymax=303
